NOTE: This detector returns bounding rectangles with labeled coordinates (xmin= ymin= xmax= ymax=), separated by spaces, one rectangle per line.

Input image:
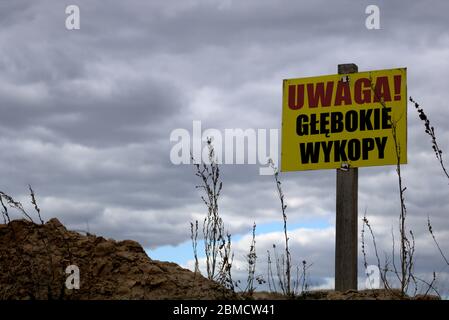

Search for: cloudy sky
xmin=1 ymin=0 xmax=449 ymax=294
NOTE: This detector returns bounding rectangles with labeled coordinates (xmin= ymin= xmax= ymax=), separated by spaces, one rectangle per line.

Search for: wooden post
xmin=335 ymin=63 xmax=358 ymax=291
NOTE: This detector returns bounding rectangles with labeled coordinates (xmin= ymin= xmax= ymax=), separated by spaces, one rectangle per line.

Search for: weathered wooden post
xmin=335 ymin=63 xmax=359 ymax=291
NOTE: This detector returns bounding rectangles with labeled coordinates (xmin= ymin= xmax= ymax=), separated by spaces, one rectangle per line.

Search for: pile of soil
xmin=0 ymin=218 xmax=236 ymax=300
xmin=0 ymin=218 xmax=439 ymax=300
xmin=253 ymin=289 xmax=438 ymax=300
xmin=301 ymin=289 xmax=438 ymax=300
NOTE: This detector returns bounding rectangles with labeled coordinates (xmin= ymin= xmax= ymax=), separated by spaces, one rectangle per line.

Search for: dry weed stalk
xmin=409 ymin=97 xmax=449 ymax=293
xmin=427 ymin=217 xmax=449 ymax=267
xmin=410 ymin=97 xmax=449 ymax=182
xmin=267 ymin=160 xmax=292 ymax=296
xmin=360 ymin=81 xmax=416 ymax=297
xmin=191 ymin=138 xmax=234 ymax=290
xmin=266 ymin=249 xmax=276 ymax=293
xmin=244 ymin=222 xmax=257 ymax=295
xmin=190 ymin=220 xmax=200 ymax=274
xmin=0 ymin=187 xmax=70 ymax=299
xmin=360 ymin=83 xmax=445 ymax=297
xmin=266 ymin=160 xmax=309 ymax=297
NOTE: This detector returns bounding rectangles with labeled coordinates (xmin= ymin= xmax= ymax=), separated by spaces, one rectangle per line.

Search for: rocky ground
xmin=0 ymin=218 xmax=236 ymax=299
xmin=251 ymin=289 xmax=438 ymax=300
xmin=0 ymin=218 xmax=439 ymax=300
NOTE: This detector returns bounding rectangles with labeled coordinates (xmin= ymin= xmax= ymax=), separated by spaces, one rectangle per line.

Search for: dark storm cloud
xmin=1 ymin=0 xmax=449 ymax=288
xmin=0 ymin=2 xmax=31 ymax=28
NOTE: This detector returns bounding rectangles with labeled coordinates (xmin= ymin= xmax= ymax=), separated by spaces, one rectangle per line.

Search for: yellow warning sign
xmin=281 ymin=68 xmax=407 ymax=171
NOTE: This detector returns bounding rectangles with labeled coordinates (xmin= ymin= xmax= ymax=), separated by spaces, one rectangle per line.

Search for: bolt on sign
xmin=281 ymin=68 xmax=407 ymax=171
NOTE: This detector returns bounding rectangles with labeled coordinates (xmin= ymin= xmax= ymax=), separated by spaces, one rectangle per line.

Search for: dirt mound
xmin=252 ymin=289 xmax=438 ymax=300
xmin=0 ymin=218 xmax=236 ymax=300
xmin=300 ymin=289 xmax=438 ymax=300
